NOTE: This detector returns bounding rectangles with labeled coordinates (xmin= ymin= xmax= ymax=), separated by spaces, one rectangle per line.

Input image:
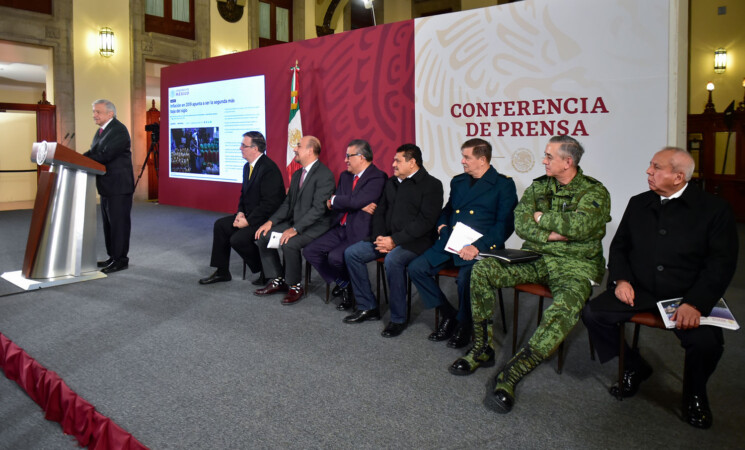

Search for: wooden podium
xmin=1 ymin=141 xmax=107 ymax=290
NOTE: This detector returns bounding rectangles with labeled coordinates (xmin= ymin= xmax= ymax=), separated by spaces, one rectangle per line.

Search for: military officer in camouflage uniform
xmin=449 ymin=135 xmax=611 ymax=414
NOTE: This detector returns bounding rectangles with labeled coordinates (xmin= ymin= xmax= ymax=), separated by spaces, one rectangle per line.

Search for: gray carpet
xmin=0 ymin=202 xmax=743 ymax=449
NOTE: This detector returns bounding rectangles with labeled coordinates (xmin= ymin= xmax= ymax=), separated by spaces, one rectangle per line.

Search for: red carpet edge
xmin=0 ymin=332 xmax=148 ymax=449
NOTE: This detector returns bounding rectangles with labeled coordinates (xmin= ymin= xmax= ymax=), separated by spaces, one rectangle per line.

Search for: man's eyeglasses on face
xmin=240 ymin=143 xmax=256 ymax=149
xmin=345 ymin=153 xmax=361 ymax=159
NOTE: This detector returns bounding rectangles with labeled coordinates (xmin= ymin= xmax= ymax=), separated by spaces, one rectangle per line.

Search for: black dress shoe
xmin=343 ymin=308 xmax=381 ymax=324
xmin=101 ymin=259 xmax=128 ymax=274
xmin=332 ymin=284 xmax=347 ymax=297
xmin=199 ymin=271 xmax=232 ymax=285
xmin=336 ymin=287 xmax=354 ymax=311
xmin=447 ymin=324 xmax=472 ymax=348
xmin=428 ymin=317 xmax=458 ymax=341
xmin=381 ymin=321 xmax=406 ymax=338
xmin=609 ymin=359 xmax=653 ymax=398
xmin=97 ymin=258 xmax=113 ymax=268
xmin=683 ymin=394 xmax=713 ymax=429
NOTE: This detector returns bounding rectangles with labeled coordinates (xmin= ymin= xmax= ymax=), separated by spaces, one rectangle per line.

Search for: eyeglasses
xmin=345 ymin=153 xmax=361 ymax=159
xmin=240 ymin=143 xmax=256 ymax=149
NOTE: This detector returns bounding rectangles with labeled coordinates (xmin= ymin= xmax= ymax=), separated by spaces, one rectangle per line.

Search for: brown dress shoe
xmin=254 ymin=279 xmax=288 ymax=296
xmin=281 ymin=286 xmax=304 ymax=305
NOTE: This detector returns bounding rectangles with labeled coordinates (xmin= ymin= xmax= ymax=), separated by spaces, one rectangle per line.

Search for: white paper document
xmin=267 ymin=231 xmax=283 ymax=249
xmin=445 ymin=222 xmax=483 ymax=255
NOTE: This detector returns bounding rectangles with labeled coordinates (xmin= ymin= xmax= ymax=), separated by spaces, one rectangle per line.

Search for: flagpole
xmin=286 ymin=60 xmax=303 ymax=186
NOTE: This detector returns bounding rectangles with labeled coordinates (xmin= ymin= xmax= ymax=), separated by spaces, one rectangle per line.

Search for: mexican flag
xmin=286 ymin=61 xmax=303 ymax=186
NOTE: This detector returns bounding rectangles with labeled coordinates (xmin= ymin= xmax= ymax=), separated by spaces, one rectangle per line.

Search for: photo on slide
xmin=170 ymin=127 xmax=220 ymax=175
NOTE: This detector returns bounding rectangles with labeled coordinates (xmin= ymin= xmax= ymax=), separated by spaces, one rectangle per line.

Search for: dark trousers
xmin=210 ymin=215 xmax=262 ymax=274
xmin=101 ymin=194 xmax=132 ymax=262
xmin=407 ymin=255 xmax=473 ymax=324
xmin=256 ymin=222 xmax=315 ymax=286
xmin=582 ymin=305 xmax=724 ymax=395
xmin=303 ymin=226 xmax=353 ymax=285
xmin=344 ymin=241 xmax=417 ymax=324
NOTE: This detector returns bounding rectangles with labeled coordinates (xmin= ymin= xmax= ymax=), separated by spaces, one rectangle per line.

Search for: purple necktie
xmin=299 ymin=168 xmax=307 ymax=189
xmin=98 ymin=128 xmax=103 ymax=135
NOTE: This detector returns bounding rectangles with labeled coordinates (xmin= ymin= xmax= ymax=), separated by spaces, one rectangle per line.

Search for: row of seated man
xmin=197 ymin=132 xmax=738 ymax=429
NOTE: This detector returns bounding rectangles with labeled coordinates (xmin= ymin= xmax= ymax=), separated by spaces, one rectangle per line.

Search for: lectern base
xmin=1 ymin=270 xmax=106 ymax=291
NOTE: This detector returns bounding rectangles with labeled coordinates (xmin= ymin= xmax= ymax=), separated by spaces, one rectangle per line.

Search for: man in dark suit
xmin=408 ymin=138 xmax=517 ymax=347
xmin=83 ymin=99 xmax=134 ymax=274
xmin=254 ymin=135 xmax=336 ymax=305
xmin=343 ymin=144 xmax=443 ymax=337
xmin=302 ymin=139 xmax=387 ymax=310
xmin=582 ymin=147 xmax=738 ymax=429
xmin=198 ymin=131 xmax=285 ymax=285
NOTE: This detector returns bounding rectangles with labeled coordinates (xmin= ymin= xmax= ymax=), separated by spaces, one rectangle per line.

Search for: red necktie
xmin=98 ymin=128 xmax=103 ymax=135
xmin=340 ymin=175 xmax=359 ymax=226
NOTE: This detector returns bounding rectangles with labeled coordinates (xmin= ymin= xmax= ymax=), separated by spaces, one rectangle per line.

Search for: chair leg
xmin=512 ymin=289 xmax=520 ymax=355
xmin=242 ymin=261 xmax=247 ymax=280
xmin=588 ymin=333 xmax=596 ymax=361
xmin=304 ymin=261 xmax=310 ymax=298
xmin=632 ymin=324 xmax=641 ymax=350
xmin=376 ymin=262 xmax=381 ymax=304
xmin=537 ymin=296 xmax=544 ymax=326
xmin=497 ymin=288 xmax=507 ymax=333
xmin=406 ymin=275 xmax=412 ymax=325
xmin=434 ymin=274 xmax=440 ymax=328
xmin=617 ymin=322 xmax=626 ymax=401
xmin=557 ymin=341 xmax=565 ymax=374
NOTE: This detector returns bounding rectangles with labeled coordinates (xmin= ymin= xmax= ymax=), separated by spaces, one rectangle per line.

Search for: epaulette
xmin=582 ymin=174 xmax=602 ymax=185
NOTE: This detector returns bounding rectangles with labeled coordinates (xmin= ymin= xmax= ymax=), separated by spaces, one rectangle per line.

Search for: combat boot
xmin=448 ymin=319 xmax=494 ymax=376
xmin=485 ymin=345 xmax=542 ymax=413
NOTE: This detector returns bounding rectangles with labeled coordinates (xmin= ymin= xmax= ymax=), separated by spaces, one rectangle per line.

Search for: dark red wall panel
xmin=159 ymin=20 xmax=415 ymax=213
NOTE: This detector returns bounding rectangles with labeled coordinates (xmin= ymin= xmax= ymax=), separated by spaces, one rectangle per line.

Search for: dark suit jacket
xmin=269 ymin=159 xmax=336 ymax=239
xmin=591 ymin=184 xmax=738 ymax=315
xmin=83 ymin=117 xmax=134 ymax=197
xmin=371 ymin=168 xmax=444 ymax=255
xmin=422 ymin=166 xmax=518 ymax=268
xmin=330 ymin=164 xmax=387 ymax=244
xmin=238 ymin=153 xmax=286 ymax=227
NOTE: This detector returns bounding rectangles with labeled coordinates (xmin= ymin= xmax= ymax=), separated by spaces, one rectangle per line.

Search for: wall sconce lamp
xmin=363 ymin=0 xmax=376 ymax=26
xmin=737 ymin=78 xmax=745 ymax=112
xmin=704 ymin=82 xmax=716 ymax=113
xmin=99 ymin=27 xmax=115 ymax=57
xmin=714 ymin=48 xmax=726 ymax=74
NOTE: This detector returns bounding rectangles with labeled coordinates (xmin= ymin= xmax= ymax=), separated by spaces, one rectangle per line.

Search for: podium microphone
xmin=60 ymin=132 xmax=70 ymax=145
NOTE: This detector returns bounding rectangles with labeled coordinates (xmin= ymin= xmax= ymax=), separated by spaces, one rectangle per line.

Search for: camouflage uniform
xmin=471 ymin=167 xmax=610 ymax=358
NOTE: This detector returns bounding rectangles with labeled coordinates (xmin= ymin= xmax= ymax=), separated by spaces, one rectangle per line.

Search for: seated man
xmin=254 ymin=135 xmax=335 ymax=305
xmin=408 ymin=138 xmax=517 ymax=348
xmin=199 ymin=131 xmax=285 ymax=285
xmin=343 ymin=144 xmax=443 ymax=337
xmin=582 ymin=147 xmax=737 ymax=429
xmin=451 ymin=135 xmax=610 ymax=415
xmin=302 ymin=139 xmax=387 ymax=310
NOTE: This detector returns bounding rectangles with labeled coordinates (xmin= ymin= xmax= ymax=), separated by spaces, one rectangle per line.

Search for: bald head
xmin=646 ymin=147 xmax=694 ymax=197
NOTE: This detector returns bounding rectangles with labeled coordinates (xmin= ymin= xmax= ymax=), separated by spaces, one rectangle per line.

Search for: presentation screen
xmin=167 ymin=75 xmax=266 ymax=184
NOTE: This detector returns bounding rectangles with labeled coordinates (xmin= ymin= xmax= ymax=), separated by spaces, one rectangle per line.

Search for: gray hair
xmin=92 ymin=99 xmax=117 ymax=116
xmin=660 ymin=146 xmax=695 ymax=181
xmin=548 ymin=135 xmax=584 ymax=166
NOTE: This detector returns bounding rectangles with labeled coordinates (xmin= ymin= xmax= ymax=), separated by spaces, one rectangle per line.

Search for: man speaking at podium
xmin=83 ymin=99 xmax=134 ymax=274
